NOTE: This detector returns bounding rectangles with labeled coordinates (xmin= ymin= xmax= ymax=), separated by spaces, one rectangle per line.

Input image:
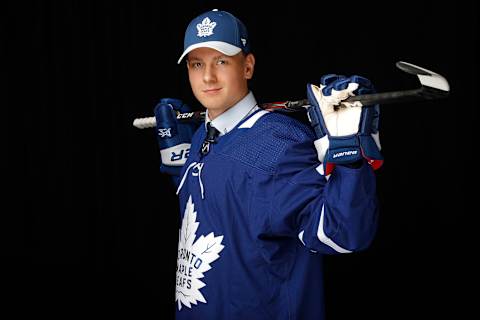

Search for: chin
xmin=205 ymin=105 xmax=227 ymax=115
xmin=200 ymin=98 xmax=228 ymax=112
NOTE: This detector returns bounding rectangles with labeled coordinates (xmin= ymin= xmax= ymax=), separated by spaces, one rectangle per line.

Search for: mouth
xmin=203 ymin=88 xmax=222 ymax=94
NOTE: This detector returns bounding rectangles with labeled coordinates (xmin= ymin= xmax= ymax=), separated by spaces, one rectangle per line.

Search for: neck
xmin=207 ymin=91 xmax=249 ymax=120
xmin=207 ymin=109 xmax=225 ymax=121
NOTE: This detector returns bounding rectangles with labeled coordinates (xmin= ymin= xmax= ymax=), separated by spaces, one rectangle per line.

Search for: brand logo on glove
xmin=177 ymin=112 xmax=195 ymax=120
xmin=332 ymin=150 xmax=358 ymax=158
xmin=171 ymin=148 xmax=190 ymax=162
xmin=158 ymin=128 xmax=172 ymax=138
xmin=196 ymin=17 xmax=216 ymax=37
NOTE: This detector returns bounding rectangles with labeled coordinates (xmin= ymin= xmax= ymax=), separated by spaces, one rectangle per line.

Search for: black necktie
xmin=201 ymin=122 xmax=220 ymax=156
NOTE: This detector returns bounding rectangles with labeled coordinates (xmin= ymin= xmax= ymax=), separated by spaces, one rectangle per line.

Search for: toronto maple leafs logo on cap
xmin=196 ymin=17 xmax=216 ymax=37
xmin=177 ymin=9 xmax=251 ymax=64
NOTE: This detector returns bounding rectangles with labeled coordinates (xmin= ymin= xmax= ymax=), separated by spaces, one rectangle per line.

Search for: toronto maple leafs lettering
xmin=176 ymin=249 xmax=203 ymax=289
xmin=176 ymin=196 xmax=225 ymax=310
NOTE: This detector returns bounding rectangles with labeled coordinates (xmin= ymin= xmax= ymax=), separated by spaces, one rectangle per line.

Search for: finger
xmin=322 ymin=75 xmax=348 ymax=96
xmin=348 ymin=75 xmax=375 ymax=95
xmin=178 ymin=103 xmax=192 ymax=113
xmin=320 ymin=74 xmax=346 ymax=88
xmin=154 ymin=103 xmax=176 ymax=120
xmin=159 ymin=98 xmax=188 ymax=112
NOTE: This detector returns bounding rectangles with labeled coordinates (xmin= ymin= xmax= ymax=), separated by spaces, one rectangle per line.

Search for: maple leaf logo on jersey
xmin=176 ymin=196 xmax=224 ymax=310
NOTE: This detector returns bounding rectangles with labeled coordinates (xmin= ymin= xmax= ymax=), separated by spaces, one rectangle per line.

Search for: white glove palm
xmin=306 ymin=74 xmax=383 ymax=175
xmin=310 ymin=82 xmax=363 ymax=136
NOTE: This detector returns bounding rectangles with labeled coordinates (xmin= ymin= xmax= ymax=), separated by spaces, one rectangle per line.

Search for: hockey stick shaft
xmin=132 ymin=61 xmax=449 ymax=129
xmin=132 ymin=87 xmax=448 ymax=128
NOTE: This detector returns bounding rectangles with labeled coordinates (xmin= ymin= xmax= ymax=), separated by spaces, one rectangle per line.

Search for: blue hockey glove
xmin=306 ymin=75 xmax=383 ymax=175
xmin=154 ymin=98 xmax=198 ymax=176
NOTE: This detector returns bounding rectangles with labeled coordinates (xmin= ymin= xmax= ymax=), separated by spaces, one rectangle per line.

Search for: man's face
xmin=186 ymin=47 xmax=255 ymax=119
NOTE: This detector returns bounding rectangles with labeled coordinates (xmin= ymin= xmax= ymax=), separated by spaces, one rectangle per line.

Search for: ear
xmin=244 ymin=53 xmax=255 ymax=80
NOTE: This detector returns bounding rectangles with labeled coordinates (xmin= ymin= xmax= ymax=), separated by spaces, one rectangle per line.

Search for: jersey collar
xmin=205 ymin=91 xmax=258 ymax=136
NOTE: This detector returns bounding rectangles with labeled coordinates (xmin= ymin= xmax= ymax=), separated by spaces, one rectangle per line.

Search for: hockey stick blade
xmin=132 ymin=61 xmax=449 ymax=128
xmin=352 ymin=61 xmax=450 ymax=105
xmin=264 ymin=61 xmax=450 ymax=109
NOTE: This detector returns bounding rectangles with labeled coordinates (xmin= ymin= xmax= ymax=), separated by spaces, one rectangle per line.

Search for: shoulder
xmin=256 ymin=111 xmax=315 ymax=143
xmin=220 ymin=110 xmax=316 ymax=174
xmin=236 ymin=110 xmax=315 ymax=145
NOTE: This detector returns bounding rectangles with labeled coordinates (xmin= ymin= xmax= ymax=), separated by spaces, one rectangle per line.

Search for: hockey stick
xmin=133 ymin=61 xmax=449 ymax=129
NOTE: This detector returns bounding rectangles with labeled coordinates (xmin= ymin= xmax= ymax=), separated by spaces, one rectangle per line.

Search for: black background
xmin=2 ymin=0 xmax=477 ymax=318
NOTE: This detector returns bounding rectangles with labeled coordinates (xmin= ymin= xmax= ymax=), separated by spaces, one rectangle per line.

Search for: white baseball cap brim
xmin=177 ymin=41 xmax=242 ymax=64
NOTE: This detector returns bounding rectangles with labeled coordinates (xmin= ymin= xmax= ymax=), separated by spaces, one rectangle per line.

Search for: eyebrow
xmin=187 ymin=54 xmax=229 ymax=62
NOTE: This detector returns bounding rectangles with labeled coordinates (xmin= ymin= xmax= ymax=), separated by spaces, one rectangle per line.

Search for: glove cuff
xmin=359 ymin=135 xmax=384 ymax=170
xmin=160 ymin=143 xmax=191 ymax=166
xmin=325 ymin=135 xmax=363 ymax=164
xmin=315 ymin=135 xmax=384 ymax=175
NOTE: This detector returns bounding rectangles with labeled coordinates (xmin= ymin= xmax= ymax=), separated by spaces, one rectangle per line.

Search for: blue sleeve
xmin=160 ymin=125 xmax=204 ymax=190
xmin=252 ymin=120 xmax=379 ymax=255
xmin=159 ymin=166 xmax=181 ymax=188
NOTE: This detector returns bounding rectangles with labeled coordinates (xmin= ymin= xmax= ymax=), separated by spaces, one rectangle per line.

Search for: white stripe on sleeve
xmin=317 ymin=205 xmax=352 ymax=253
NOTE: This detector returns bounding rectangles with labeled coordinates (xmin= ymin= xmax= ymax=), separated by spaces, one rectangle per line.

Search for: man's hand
xmin=154 ymin=98 xmax=198 ymax=176
xmin=306 ymin=75 xmax=383 ymax=175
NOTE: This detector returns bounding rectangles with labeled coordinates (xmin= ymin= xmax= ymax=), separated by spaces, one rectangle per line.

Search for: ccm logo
xmin=176 ymin=112 xmax=195 ymax=119
xmin=332 ymin=150 xmax=358 ymax=158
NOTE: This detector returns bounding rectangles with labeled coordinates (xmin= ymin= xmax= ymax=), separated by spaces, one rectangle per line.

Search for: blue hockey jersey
xmin=173 ymin=106 xmax=378 ymax=320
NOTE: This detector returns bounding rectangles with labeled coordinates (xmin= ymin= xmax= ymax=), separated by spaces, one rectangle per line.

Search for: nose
xmin=203 ymin=64 xmax=217 ymax=83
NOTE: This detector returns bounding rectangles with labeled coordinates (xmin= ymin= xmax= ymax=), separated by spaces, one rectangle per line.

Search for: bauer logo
xmin=332 ymin=150 xmax=358 ymax=158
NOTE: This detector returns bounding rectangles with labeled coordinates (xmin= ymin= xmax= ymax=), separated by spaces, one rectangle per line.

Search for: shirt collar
xmin=205 ymin=91 xmax=258 ymax=136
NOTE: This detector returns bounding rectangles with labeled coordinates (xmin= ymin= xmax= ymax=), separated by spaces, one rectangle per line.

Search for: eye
xmin=216 ymin=59 xmax=227 ymax=65
xmin=190 ymin=61 xmax=203 ymax=69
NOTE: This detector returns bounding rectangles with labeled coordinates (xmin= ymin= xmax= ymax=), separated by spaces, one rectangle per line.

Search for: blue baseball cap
xmin=177 ymin=9 xmax=250 ymax=64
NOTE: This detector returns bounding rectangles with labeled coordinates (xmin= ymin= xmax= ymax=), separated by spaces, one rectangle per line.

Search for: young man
xmin=154 ymin=9 xmax=383 ymax=320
